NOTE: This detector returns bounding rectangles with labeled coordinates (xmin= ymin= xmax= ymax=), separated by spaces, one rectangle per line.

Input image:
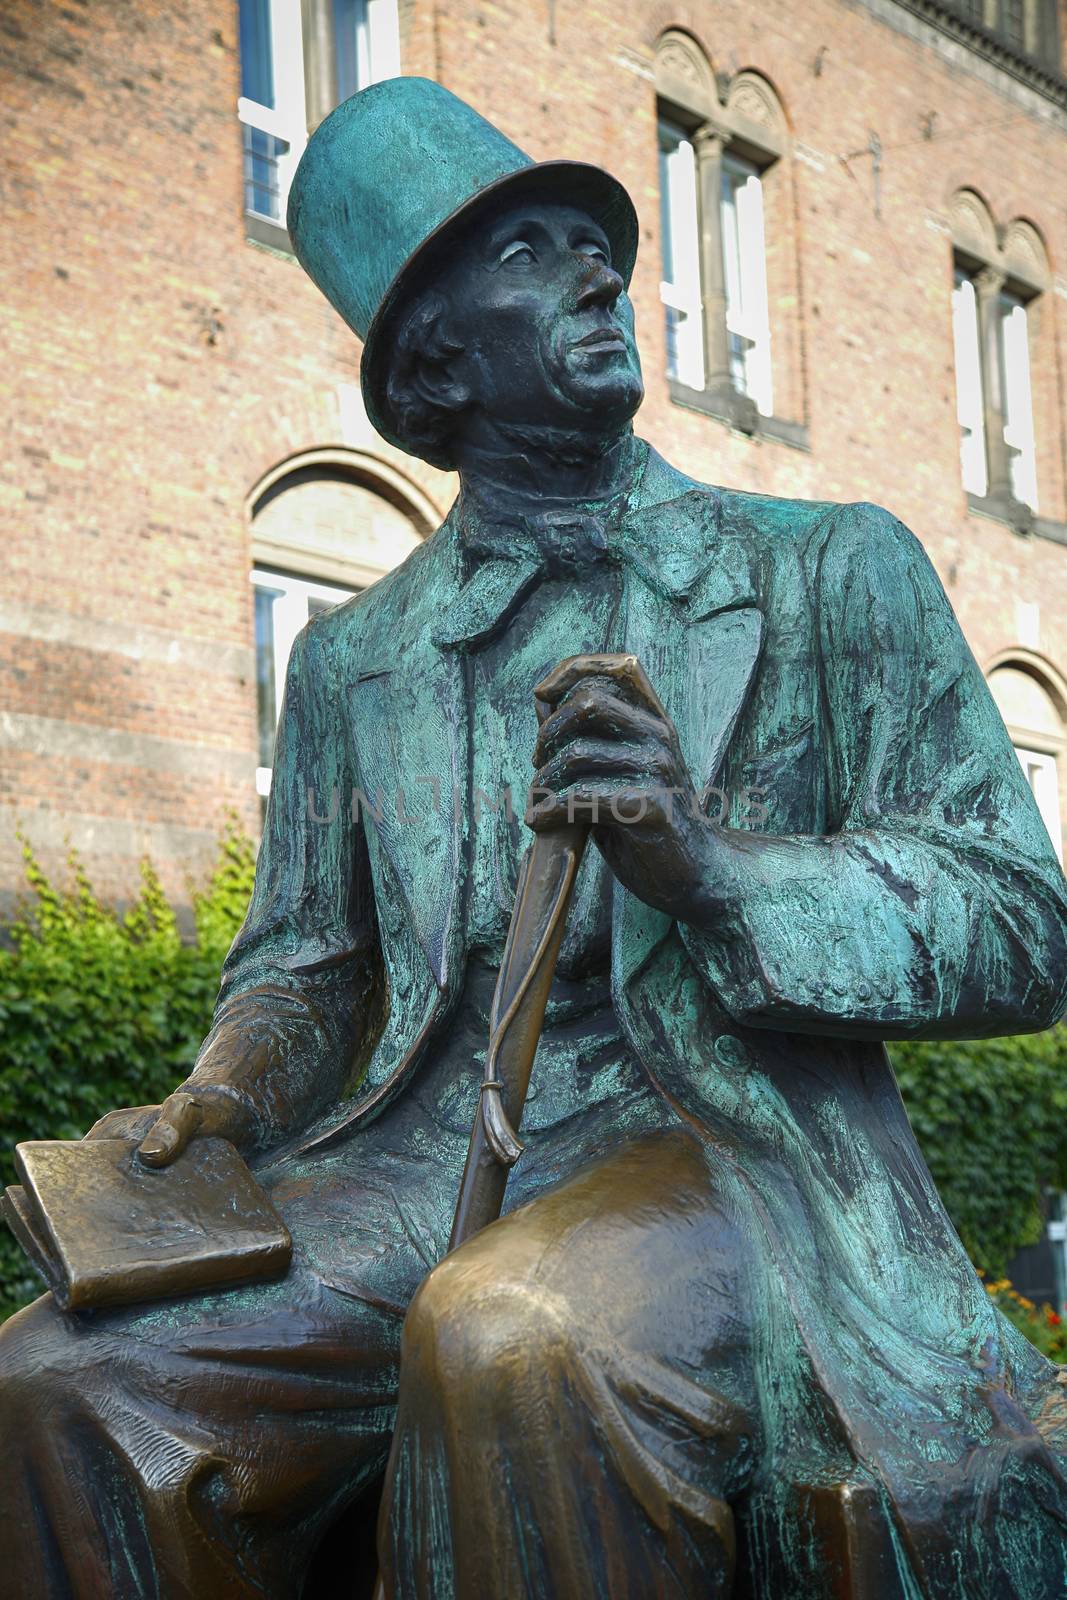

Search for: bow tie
xmin=460 ymin=506 xmax=617 ymax=579
xmin=433 ymin=494 xmax=637 ymax=654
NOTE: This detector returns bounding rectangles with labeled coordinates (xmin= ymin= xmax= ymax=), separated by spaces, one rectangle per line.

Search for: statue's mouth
xmin=571 ymin=327 xmax=626 ymax=352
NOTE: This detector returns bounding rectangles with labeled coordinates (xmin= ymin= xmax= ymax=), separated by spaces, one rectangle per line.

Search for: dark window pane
xmin=239 ymin=0 xmax=275 ymax=107
xmin=254 ymin=586 xmax=282 ymax=770
xmin=334 ymin=0 xmax=369 ymax=102
xmin=1002 ymin=0 xmax=1025 ymax=47
xmin=243 ymin=126 xmax=289 ymax=219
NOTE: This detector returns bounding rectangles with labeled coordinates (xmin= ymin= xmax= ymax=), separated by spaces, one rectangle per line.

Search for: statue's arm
xmin=678 ymin=502 xmax=1067 ymax=1039
xmin=176 ymin=611 xmax=380 ymax=1151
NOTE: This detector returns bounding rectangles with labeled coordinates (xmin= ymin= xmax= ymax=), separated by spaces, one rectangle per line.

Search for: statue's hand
xmin=84 ymin=1086 xmax=256 ymax=1168
xmin=528 ymin=654 xmax=721 ymax=922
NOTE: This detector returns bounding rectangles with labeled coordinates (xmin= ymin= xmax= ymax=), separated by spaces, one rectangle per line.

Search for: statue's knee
xmin=0 ymin=1293 xmax=70 ymax=1420
xmin=404 ymin=1255 xmax=577 ymax=1405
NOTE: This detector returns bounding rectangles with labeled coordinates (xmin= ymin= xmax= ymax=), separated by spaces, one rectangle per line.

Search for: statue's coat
xmin=195 ymin=442 xmax=1067 ymax=1589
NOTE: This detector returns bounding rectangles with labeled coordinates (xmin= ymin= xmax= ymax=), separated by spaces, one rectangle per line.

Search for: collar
xmin=432 ymin=443 xmax=751 ymax=653
xmin=434 ymin=439 xmax=647 ymax=652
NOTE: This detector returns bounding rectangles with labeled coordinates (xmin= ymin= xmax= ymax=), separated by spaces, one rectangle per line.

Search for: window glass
xmin=721 ymin=154 xmax=773 ymax=416
xmin=951 ymin=270 xmax=988 ymax=497
xmin=1000 ymin=293 xmax=1038 ymax=511
xmin=1015 ymin=746 xmax=1062 ymax=862
xmin=243 ymin=127 xmax=289 ymax=221
xmin=239 ymin=0 xmax=275 ymax=106
xmin=657 ymin=120 xmax=705 ymax=390
xmin=237 ymin=0 xmax=398 ymax=226
xmin=334 ymin=0 xmax=371 ymax=103
xmin=251 ymin=569 xmax=357 ymax=795
xmin=254 ymin=582 xmax=283 ymax=772
xmin=1002 ymin=0 xmax=1026 ymax=48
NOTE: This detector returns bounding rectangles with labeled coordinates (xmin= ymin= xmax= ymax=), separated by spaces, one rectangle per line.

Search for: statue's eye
xmin=500 ymin=240 xmax=537 ymax=266
xmin=577 ymin=242 xmax=610 ymax=265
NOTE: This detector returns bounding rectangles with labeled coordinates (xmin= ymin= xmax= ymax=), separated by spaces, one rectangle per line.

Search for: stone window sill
xmin=967 ymin=491 xmax=1067 ymax=547
xmin=244 ymin=213 xmax=296 ymax=258
xmin=668 ymin=379 xmax=810 ymax=451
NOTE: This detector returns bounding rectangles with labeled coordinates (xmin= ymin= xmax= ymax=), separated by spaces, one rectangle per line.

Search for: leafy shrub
xmin=0 ymin=825 xmax=256 ymax=1320
xmin=892 ymin=1030 xmax=1067 ymax=1280
xmin=981 ymin=1275 xmax=1067 ymax=1363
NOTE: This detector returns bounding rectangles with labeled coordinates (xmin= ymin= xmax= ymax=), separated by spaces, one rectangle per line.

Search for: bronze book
xmin=2 ymin=1136 xmax=292 ymax=1311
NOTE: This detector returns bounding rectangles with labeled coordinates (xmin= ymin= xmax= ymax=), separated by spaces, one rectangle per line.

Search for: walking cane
xmin=370 ymin=654 xmax=651 ymax=1598
xmin=451 ymin=651 xmax=658 ymax=1248
xmin=448 ymin=813 xmax=589 ymax=1248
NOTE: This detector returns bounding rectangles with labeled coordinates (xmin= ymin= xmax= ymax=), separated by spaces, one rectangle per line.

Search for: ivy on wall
xmin=1 ymin=832 xmax=1065 ymax=1327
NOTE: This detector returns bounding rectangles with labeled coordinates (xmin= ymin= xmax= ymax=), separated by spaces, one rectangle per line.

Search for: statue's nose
xmin=574 ymin=258 xmax=624 ymax=311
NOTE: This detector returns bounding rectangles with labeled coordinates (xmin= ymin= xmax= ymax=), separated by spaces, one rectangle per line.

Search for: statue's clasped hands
xmin=527 ymin=653 xmax=717 ymax=922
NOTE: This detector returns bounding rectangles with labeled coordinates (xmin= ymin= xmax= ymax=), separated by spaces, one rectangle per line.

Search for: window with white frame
xmin=988 ymin=663 xmax=1064 ymax=863
xmin=952 ymin=269 xmax=988 ymax=497
xmin=1000 ymin=292 xmax=1038 ymax=510
xmin=658 ymin=120 xmax=705 ymax=391
xmin=237 ymin=0 xmax=400 ymax=230
xmin=951 ymin=259 xmax=1040 ymax=512
xmin=253 ymin=568 xmax=357 ymax=796
xmin=654 ymin=39 xmax=788 ymax=426
xmin=721 ymin=153 xmax=773 ymax=417
xmin=1016 ymin=746 xmax=1062 ymax=863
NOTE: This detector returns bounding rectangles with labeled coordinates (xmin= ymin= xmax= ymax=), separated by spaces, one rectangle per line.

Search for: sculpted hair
xmin=384 ymin=290 xmax=469 ymax=468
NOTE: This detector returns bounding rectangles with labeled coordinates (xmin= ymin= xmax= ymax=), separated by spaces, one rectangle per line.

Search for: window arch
xmin=987 ymin=655 xmax=1065 ymax=861
xmin=654 ymin=33 xmax=798 ymax=434
xmin=949 ymin=189 xmax=1050 ymax=521
xmin=248 ymin=449 xmax=431 ymax=793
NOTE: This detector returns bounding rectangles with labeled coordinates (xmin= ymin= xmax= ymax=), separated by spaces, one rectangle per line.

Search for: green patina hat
xmin=287 ymin=76 xmax=639 ymax=458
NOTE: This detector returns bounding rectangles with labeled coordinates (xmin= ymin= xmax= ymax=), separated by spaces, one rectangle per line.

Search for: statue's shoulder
xmin=638 ymin=444 xmax=923 ymax=581
xmin=305 ymin=510 xmax=455 ymax=670
xmin=638 ymin=442 xmax=836 ymax=552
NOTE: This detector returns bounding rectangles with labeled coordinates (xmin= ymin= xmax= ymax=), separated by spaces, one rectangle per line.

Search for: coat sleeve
xmin=181 ymin=609 xmax=381 ymax=1150
xmin=678 ymin=501 xmax=1067 ymax=1040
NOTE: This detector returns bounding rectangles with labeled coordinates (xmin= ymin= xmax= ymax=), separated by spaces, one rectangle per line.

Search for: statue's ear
xmin=408 ymin=350 xmax=471 ymax=417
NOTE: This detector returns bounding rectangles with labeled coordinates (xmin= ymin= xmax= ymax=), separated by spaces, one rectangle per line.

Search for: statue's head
xmin=288 ymin=78 xmax=642 ymax=470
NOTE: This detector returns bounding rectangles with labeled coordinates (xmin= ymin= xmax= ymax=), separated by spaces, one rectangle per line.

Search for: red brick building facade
xmin=2 ymin=0 xmax=1066 ymax=907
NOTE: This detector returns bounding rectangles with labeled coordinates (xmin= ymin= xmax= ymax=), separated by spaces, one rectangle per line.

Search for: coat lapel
xmin=349 ymin=523 xmax=471 ymax=992
xmin=611 ymin=486 xmax=765 ymax=996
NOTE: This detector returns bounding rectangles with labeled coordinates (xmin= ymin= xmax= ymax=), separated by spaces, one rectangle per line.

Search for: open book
xmin=2 ymin=1136 xmax=292 ymax=1311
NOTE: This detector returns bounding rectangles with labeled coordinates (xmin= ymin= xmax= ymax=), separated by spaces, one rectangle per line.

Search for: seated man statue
xmin=3 ymin=76 xmax=1067 ymax=1600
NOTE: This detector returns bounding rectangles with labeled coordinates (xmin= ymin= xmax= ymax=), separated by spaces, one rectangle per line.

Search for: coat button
xmin=714 ymin=1034 xmax=749 ymax=1068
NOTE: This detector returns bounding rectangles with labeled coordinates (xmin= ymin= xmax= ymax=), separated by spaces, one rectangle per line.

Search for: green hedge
xmin=0 ymin=828 xmax=256 ymax=1319
xmin=893 ymin=1029 xmax=1067 ymax=1278
xmin=2 ymin=832 xmax=1066 ymax=1327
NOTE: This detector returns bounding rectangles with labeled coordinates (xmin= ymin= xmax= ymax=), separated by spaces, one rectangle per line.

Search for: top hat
xmin=287 ymin=76 xmax=639 ymax=461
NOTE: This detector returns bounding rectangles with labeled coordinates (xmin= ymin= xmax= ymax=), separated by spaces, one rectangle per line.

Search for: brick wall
xmin=1 ymin=0 xmax=1065 ymax=907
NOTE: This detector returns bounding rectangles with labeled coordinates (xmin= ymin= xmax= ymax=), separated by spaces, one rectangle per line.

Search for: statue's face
xmin=441 ymin=198 xmax=644 ymax=439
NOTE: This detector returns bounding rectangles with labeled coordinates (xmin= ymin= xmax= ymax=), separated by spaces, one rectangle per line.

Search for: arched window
xmin=654 ymin=33 xmax=796 ymax=435
xmin=249 ymin=451 xmax=432 ymax=794
xmin=949 ymin=190 xmax=1050 ymax=521
xmin=988 ymin=660 xmax=1065 ymax=861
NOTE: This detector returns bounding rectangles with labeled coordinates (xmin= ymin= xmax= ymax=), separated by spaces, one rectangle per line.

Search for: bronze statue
xmin=2 ymin=76 xmax=1067 ymax=1599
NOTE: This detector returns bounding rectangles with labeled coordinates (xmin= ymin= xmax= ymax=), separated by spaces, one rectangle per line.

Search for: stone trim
xmin=0 ymin=600 xmax=254 ymax=680
xmin=887 ymin=0 xmax=1067 ymax=109
xmin=967 ymin=491 xmax=1067 ymax=545
xmin=668 ymin=380 xmax=811 ymax=450
xmin=0 ymin=712 xmax=256 ymax=784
